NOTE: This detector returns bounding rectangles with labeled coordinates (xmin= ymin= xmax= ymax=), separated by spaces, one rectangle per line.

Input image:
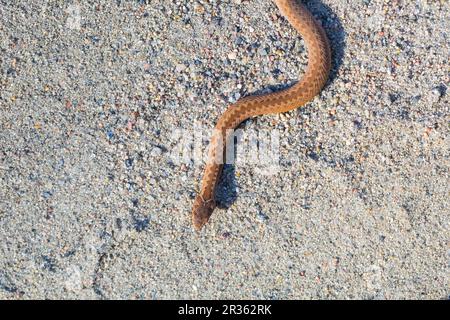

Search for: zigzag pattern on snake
xmin=192 ymin=0 xmax=332 ymax=230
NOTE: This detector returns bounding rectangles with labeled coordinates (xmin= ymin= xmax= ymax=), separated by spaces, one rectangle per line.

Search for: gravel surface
xmin=0 ymin=0 xmax=448 ymax=299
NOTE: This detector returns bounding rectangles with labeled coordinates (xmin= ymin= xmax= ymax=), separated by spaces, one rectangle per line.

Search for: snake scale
xmin=192 ymin=0 xmax=331 ymax=230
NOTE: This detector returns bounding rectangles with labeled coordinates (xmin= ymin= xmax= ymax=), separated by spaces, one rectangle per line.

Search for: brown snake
xmin=192 ymin=0 xmax=331 ymax=230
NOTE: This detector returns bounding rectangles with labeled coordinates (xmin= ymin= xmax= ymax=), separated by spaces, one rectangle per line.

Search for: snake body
xmin=192 ymin=0 xmax=331 ymax=230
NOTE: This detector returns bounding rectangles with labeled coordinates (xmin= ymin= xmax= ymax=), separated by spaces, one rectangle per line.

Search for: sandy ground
xmin=0 ymin=0 xmax=448 ymax=299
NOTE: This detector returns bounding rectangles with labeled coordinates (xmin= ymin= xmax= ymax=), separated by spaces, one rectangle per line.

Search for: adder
xmin=192 ymin=0 xmax=331 ymax=230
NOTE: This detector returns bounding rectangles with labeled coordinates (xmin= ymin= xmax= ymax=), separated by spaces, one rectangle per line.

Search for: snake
xmin=192 ymin=0 xmax=331 ymax=230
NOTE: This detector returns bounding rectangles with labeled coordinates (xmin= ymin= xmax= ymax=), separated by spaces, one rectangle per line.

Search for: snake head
xmin=192 ymin=195 xmax=216 ymax=231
